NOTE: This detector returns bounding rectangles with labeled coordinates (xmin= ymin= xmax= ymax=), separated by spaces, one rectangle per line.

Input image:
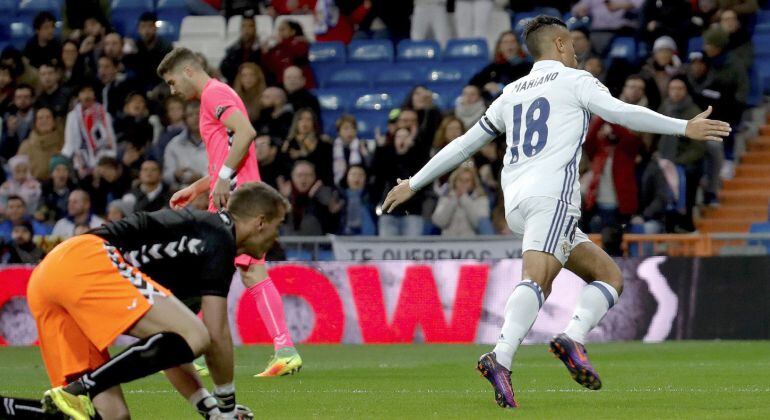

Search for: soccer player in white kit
xmin=383 ymin=16 xmax=731 ymax=409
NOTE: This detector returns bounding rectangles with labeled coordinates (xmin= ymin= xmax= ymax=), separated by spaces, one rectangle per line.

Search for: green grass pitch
xmin=1 ymin=342 xmax=769 ymax=419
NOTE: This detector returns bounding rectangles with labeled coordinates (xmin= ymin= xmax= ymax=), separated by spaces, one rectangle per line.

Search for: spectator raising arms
xmin=279 ymin=160 xmax=343 ymax=235
xmin=17 ymin=106 xmax=65 ymax=181
xmin=431 ymin=165 xmax=490 ymax=237
xmin=262 ymin=20 xmax=316 ymax=88
xmin=339 ymin=164 xmax=377 ymax=236
xmin=332 ymin=114 xmax=370 ymax=187
xmin=282 ymin=108 xmax=334 ymax=185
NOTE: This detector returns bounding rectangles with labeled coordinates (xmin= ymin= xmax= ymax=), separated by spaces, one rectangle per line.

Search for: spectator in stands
xmin=718 ymin=8 xmax=753 ymax=72
xmin=0 ymin=66 xmax=14 ymax=116
xmin=60 ymin=40 xmax=88 ymax=91
xmin=0 ymin=220 xmax=45 ymax=264
xmin=51 ymin=189 xmax=105 ymax=239
xmin=256 ymin=134 xmax=289 ymax=188
xmin=717 ymin=0 xmax=758 ymax=25
xmin=16 ymin=107 xmax=64 ymax=181
xmin=0 ymin=85 xmax=36 ymax=160
xmin=454 ymin=85 xmax=486 ymax=130
xmin=100 ymin=32 xmax=138 ymax=81
xmin=333 ymin=114 xmax=371 ymax=187
xmin=279 ymin=160 xmax=343 ymax=235
xmin=1 ymin=47 xmax=39 ymax=90
xmin=269 ymin=0 xmax=316 ymax=15
xmin=640 ymin=36 xmax=682 ymax=103
xmin=636 ymin=154 xmax=678 ymax=233
xmin=432 ymin=165 xmax=491 ymax=237
xmin=315 ymin=0 xmax=372 ymax=44
xmin=256 ymin=86 xmax=294 ymax=139
xmin=640 ymin=0 xmax=693 ymax=54
xmin=24 ymin=12 xmax=62 ymax=69
xmin=371 ymin=127 xmax=427 ymax=237
xmin=454 ymin=0 xmax=494 ymax=39
xmin=411 ymin=0 xmax=451 ymax=47
xmin=150 ymin=96 xmax=187 ymax=161
xmin=582 ymin=90 xmax=644 ymax=233
xmin=283 ymin=66 xmax=321 ymax=121
xmin=106 ymin=199 xmax=132 ymax=222
xmin=0 ymin=156 xmax=42 ymax=212
xmin=470 ymin=31 xmax=531 ymax=101
xmin=76 ymin=16 xmax=108 ymax=65
xmin=80 ymin=156 xmax=132 ymax=215
xmin=234 ymin=63 xmax=267 ymax=123
xmin=571 ymin=0 xmax=645 ymax=55
xmin=262 ymin=20 xmax=315 ymax=87
xmin=432 ymin=115 xmax=465 ymax=156
xmin=282 ymin=108 xmax=334 ymax=185
xmin=97 ymin=55 xmax=135 ymax=116
xmin=656 ymin=77 xmax=709 ymax=223
xmin=36 ymin=63 xmax=72 ymax=119
xmin=163 ymin=102 xmax=208 ymax=189
xmin=134 ymin=12 xmax=173 ymax=92
xmin=63 ymin=84 xmax=117 ymax=178
xmin=220 ymin=16 xmax=263 ymax=84
xmin=584 ymin=56 xmax=606 ymax=81
xmin=62 ymin=2 xmax=110 ymax=38
xmin=122 ymin=160 xmax=171 ymax=213
xmin=571 ymin=26 xmax=593 ymax=70
xmin=619 ymin=74 xmax=649 ymax=108
xmin=339 ymin=164 xmax=377 ymax=235
xmin=113 ymin=93 xmax=153 ymax=152
xmin=0 ymin=195 xmax=49 ymax=242
xmin=38 ymin=155 xmax=75 ymax=223
xmin=402 ymin=86 xmax=443 ymax=159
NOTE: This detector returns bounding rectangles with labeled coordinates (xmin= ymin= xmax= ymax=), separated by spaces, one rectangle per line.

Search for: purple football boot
xmin=549 ymin=333 xmax=602 ymax=390
xmin=476 ymin=352 xmax=518 ymax=408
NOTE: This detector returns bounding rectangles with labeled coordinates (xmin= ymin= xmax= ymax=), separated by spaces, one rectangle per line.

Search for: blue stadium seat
xmin=748 ymin=222 xmax=770 ymax=250
xmin=353 ymin=92 xmax=395 ymax=111
xmin=321 ymin=110 xmax=344 ymax=136
xmin=430 ymin=85 xmax=462 ymax=111
xmin=512 ymin=11 xmax=539 ymax=34
xmin=687 ymin=37 xmax=703 ymax=55
xmin=347 ymin=39 xmax=394 ymax=63
xmin=322 ymin=66 xmax=370 ymax=88
xmin=534 ymin=7 xmax=561 ymax=18
xmin=747 ymin=65 xmax=761 ymax=107
xmin=156 ymin=0 xmax=187 ymax=11
xmin=374 ymin=66 xmax=416 ymax=87
xmin=608 ymin=37 xmax=637 ymax=62
xmin=423 ymin=64 xmax=466 ymax=85
xmin=443 ymin=38 xmax=488 ymax=62
xmin=352 ymin=110 xmax=389 ymax=139
xmin=9 ymin=21 xmax=34 ymax=49
xmin=0 ymin=0 xmax=16 ymax=16
xmin=17 ymin=0 xmax=61 ymax=19
xmin=565 ymin=15 xmax=590 ymax=31
xmin=396 ymin=39 xmax=440 ymax=62
xmin=309 ymin=41 xmax=346 ymax=63
xmin=156 ymin=19 xmax=180 ymax=41
xmin=315 ymin=89 xmax=352 ymax=111
xmin=381 ymin=86 xmax=411 ymax=106
xmin=111 ymin=0 xmax=153 ymax=10
xmin=752 ymin=34 xmax=770 ymax=56
xmin=285 ymin=249 xmax=313 ymax=261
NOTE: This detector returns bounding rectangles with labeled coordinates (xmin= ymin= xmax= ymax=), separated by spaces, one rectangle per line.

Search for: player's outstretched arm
xmin=170 ymin=175 xmax=210 ymax=209
xmin=213 ymin=110 xmax=257 ymax=209
xmin=581 ymin=76 xmax=731 ymax=141
xmin=382 ymin=119 xmax=497 ymax=213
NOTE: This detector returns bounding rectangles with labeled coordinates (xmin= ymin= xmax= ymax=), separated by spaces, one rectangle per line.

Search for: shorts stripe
xmin=543 ymin=201 xmax=565 ymax=253
xmin=548 ymin=203 xmax=569 ymax=254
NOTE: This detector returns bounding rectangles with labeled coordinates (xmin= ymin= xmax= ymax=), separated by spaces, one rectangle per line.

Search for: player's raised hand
xmin=212 ymin=177 xmax=231 ymax=209
xmin=685 ymin=106 xmax=732 ymax=142
xmin=169 ymin=185 xmax=198 ymax=209
xmin=382 ymin=178 xmax=415 ymax=214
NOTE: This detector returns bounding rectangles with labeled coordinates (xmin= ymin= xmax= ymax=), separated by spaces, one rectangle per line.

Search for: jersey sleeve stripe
xmin=481 ymin=115 xmax=502 ymax=136
xmin=478 ymin=118 xmax=497 ymax=136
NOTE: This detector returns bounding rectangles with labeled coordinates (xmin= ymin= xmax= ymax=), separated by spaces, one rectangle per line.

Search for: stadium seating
xmin=226 ymin=15 xmax=273 ymax=45
xmin=608 ymin=37 xmax=637 ymax=63
xmin=511 ymin=11 xmax=540 ymax=34
xmin=347 ymin=39 xmax=394 ymax=63
xmin=374 ymin=67 xmax=417 ymax=88
xmin=156 ymin=19 xmax=180 ymax=42
xmin=687 ymin=37 xmax=703 ymax=55
xmin=353 ymin=92 xmax=395 ymax=111
xmin=315 ymin=89 xmax=353 ymax=111
xmin=17 ymin=0 xmax=61 ymax=20
xmin=111 ymin=0 xmax=154 ymax=37
xmin=309 ymin=41 xmax=346 ymax=63
xmin=352 ymin=110 xmax=388 ymax=139
xmin=9 ymin=21 xmax=34 ymax=50
xmin=748 ymin=222 xmax=770 ymax=249
xmin=430 ymin=85 xmax=462 ymax=111
xmin=180 ymin=16 xmax=226 ymax=40
xmin=274 ymin=14 xmax=315 ymax=42
xmin=323 ymin=66 xmax=370 ymax=88
xmin=156 ymin=0 xmax=188 ymax=36
xmin=443 ymin=38 xmax=489 ymax=62
xmin=397 ymin=40 xmax=441 ymax=62
xmin=0 ymin=0 xmax=16 ymax=16
xmin=752 ymin=34 xmax=770 ymax=57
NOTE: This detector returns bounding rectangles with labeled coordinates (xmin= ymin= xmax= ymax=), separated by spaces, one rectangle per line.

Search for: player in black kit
xmin=0 ymin=182 xmax=288 ymax=420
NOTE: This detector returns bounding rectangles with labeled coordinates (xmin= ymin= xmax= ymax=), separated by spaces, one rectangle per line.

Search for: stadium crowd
xmin=0 ymin=0 xmax=761 ymax=262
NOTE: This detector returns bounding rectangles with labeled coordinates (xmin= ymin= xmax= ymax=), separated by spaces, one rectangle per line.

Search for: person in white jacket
xmin=411 ymin=0 xmax=452 ymax=47
xmin=431 ymin=164 xmax=490 ymax=236
xmin=61 ymin=85 xmax=117 ymax=178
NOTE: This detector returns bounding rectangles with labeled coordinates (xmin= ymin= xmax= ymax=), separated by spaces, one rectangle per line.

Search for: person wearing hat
xmin=640 ymin=36 xmax=682 ymax=101
xmin=0 ymin=219 xmax=45 ymax=263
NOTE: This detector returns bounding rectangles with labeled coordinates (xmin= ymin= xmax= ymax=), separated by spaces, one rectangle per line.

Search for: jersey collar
xmin=531 ymin=60 xmax=566 ymax=71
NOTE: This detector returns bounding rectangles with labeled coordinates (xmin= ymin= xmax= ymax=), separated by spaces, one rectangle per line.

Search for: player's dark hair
xmin=156 ymin=47 xmax=201 ymax=77
xmin=523 ymin=15 xmax=567 ymax=59
xmin=228 ymin=182 xmax=291 ymax=222
xmin=33 ymin=11 xmax=56 ymax=31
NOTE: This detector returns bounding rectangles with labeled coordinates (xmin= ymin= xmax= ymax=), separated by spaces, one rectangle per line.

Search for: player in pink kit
xmin=157 ymin=48 xmax=302 ymax=377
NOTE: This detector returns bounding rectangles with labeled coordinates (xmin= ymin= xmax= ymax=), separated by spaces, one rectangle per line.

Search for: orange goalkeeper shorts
xmin=26 ymin=234 xmax=172 ymax=386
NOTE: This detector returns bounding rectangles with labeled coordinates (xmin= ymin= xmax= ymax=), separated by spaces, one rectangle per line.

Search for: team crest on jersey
xmin=215 ymin=105 xmax=230 ymax=120
xmin=595 ymin=80 xmax=610 ymax=93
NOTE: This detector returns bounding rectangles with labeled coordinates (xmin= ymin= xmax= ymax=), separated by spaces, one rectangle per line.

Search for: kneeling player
xmin=0 ymin=182 xmax=288 ymax=419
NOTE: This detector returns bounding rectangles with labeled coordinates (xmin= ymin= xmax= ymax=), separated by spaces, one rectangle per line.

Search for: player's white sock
xmin=563 ymin=280 xmax=619 ymax=344
xmin=190 ymin=388 xmax=220 ymax=418
xmin=492 ymin=279 xmax=544 ymax=370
